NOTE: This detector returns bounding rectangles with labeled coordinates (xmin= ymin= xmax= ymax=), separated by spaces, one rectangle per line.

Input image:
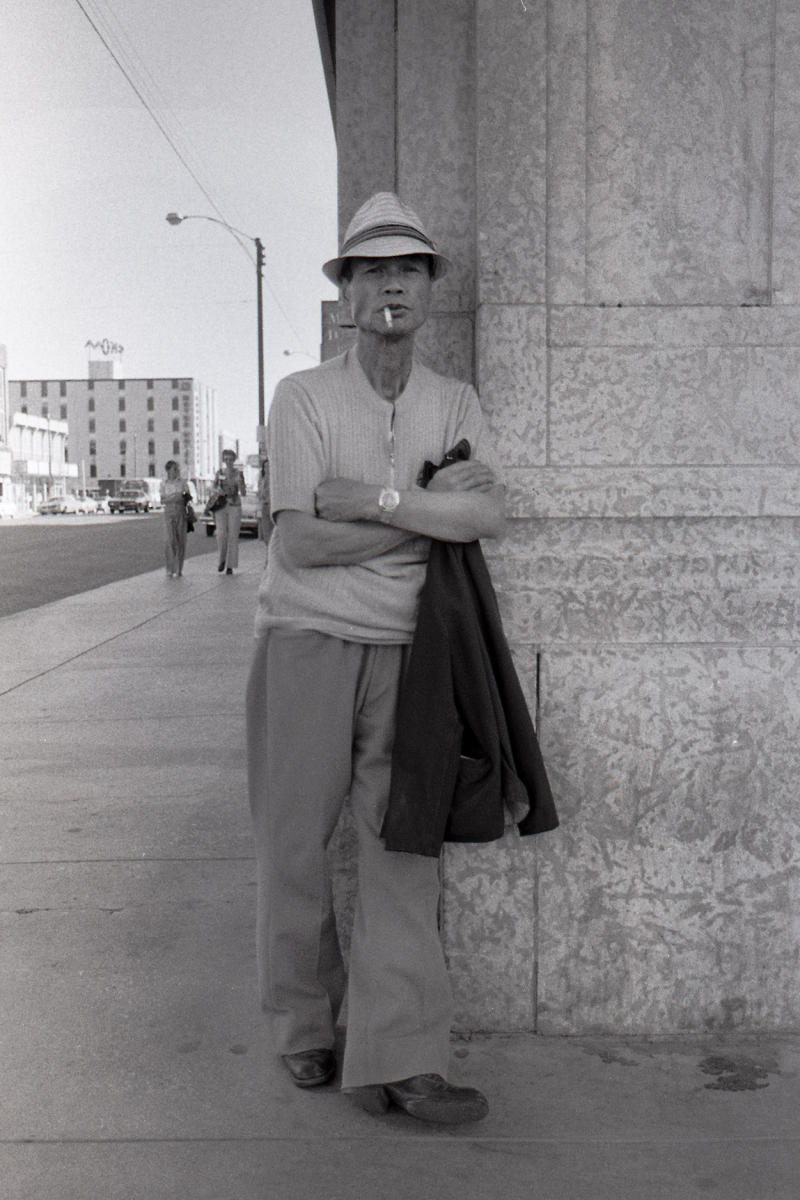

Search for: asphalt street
xmin=0 ymin=513 xmax=223 ymax=618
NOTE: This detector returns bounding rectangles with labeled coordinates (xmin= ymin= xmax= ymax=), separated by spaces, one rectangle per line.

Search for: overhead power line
xmin=73 ymin=0 xmax=237 ymax=240
xmin=72 ymin=0 xmax=308 ymax=349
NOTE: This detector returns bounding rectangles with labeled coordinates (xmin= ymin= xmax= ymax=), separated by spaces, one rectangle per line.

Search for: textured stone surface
xmin=476 ymin=0 xmax=546 ymax=304
xmin=490 ymin=516 xmax=800 ymax=646
xmin=397 ymin=0 xmax=475 ymax=314
xmin=773 ymin=0 xmax=800 ymax=304
xmin=504 ymin=466 xmax=800 ymax=519
xmin=334 ymin=0 xmax=396 ymax=233
xmin=535 ymin=646 xmax=800 ymax=1035
xmin=477 ymin=304 xmax=547 ymax=466
xmin=550 ymin=343 xmax=800 ymax=466
xmin=442 ymin=835 xmax=538 ymax=1031
xmin=549 ymin=0 xmax=774 ymax=305
xmin=415 ymin=312 xmax=474 ymax=385
xmin=330 ymin=0 xmax=800 ymax=1041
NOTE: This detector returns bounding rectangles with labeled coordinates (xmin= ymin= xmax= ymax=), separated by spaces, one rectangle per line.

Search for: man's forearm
xmin=314 ymin=469 xmax=506 ymax=544
xmin=277 ymin=509 xmax=416 ymax=568
xmin=382 ymin=485 xmax=505 ymax=543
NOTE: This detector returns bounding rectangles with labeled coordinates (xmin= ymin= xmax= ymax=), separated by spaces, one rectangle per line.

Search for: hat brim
xmin=322 ymin=235 xmax=450 ymax=286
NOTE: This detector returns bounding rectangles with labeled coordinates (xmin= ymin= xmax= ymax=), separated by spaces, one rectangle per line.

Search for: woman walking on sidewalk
xmin=211 ymin=449 xmax=246 ymax=575
xmin=161 ymin=459 xmax=192 ymax=578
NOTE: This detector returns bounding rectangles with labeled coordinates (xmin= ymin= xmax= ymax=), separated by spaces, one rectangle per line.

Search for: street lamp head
xmin=165 ymin=212 xmax=184 ymax=225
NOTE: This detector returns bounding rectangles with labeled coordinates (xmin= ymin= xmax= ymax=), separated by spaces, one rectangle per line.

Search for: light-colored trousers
xmin=164 ymin=506 xmax=187 ymax=574
xmin=214 ymin=503 xmax=240 ymax=568
xmin=246 ymin=628 xmax=453 ymax=1088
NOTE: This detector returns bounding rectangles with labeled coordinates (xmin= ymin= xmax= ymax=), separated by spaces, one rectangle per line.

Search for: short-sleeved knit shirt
xmin=254 ymin=347 xmax=502 ymax=644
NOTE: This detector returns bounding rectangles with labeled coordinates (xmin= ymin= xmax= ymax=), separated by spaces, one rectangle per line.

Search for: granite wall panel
xmin=773 ymin=0 xmax=800 ymax=303
xmin=477 ymin=304 xmax=548 ymax=466
xmin=414 ymin=313 xmax=474 ymax=385
xmin=475 ymin=0 xmax=547 ymax=304
xmin=334 ymin=0 xmax=396 ymax=232
xmin=535 ymin=646 xmax=800 ymax=1034
xmin=489 ymin=516 xmax=800 ymax=646
xmin=330 ymin=0 xmax=800 ymax=1038
xmin=549 ymin=0 xmax=774 ymax=305
xmin=550 ymin=343 xmax=800 ymax=466
xmin=397 ymin=0 xmax=475 ymax=316
xmin=442 ymin=836 xmax=538 ymax=1031
xmin=504 ymin=465 xmax=800 ymax=519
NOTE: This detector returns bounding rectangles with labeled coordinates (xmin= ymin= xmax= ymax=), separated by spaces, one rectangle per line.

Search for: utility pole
xmin=256 ymin=237 xmax=265 ymax=432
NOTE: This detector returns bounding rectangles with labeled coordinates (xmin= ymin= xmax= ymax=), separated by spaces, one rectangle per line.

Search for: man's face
xmin=344 ymin=254 xmax=433 ymax=338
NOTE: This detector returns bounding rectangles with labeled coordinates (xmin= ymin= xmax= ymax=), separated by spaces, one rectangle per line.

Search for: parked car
xmin=38 ymin=494 xmax=78 ymax=515
xmin=200 ymin=491 xmax=260 ymax=538
xmin=108 ymin=489 xmax=151 ymax=514
xmin=76 ymin=491 xmax=108 ymax=514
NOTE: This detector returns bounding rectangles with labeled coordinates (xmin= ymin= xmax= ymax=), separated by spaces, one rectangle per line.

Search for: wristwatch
xmin=378 ymin=487 xmax=400 ymax=517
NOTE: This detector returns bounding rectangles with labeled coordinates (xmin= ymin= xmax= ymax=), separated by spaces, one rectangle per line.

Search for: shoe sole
xmin=388 ymin=1094 xmax=489 ymax=1124
xmin=290 ymin=1068 xmax=336 ymax=1089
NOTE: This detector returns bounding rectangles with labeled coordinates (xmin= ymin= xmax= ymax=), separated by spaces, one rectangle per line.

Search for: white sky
xmin=0 ymin=0 xmax=338 ymax=452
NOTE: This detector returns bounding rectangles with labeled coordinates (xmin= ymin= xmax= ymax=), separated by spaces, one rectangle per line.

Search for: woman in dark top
xmin=211 ymin=449 xmax=246 ymax=575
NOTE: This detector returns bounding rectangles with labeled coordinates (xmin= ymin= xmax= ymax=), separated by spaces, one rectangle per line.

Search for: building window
xmin=41 ymin=403 xmax=49 ymax=418
xmin=120 ymin=463 xmax=126 ymax=477
xmin=119 ymin=419 xmax=126 ymax=432
xmin=120 ymin=439 xmax=127 ymax=455
xmin=146 ymin=379 xmax=154 ymax=389
xmin=89 ymin=441 xmax=96 ymax=456
xmin=147 ymin=418 xmax=154 ymax=432
xmin=148 ymin=462 xmax=156 ymax=477
xmin=89 ymin=464 xmax=97 ymax=478
xmin=88 ymin=397 xmax=95 ymax=413
xmin=118 ymin=397 xmax=125 ymax=412
xmin=41 ymin=381 xmax=48 ymax=397
xmin=147 ymin=396 xmax=154 ymax=411
xmin=172 ymin=396 xmax=179 ymax=411
xmin=118 ymin=380 xmax=126 ymax=390
xmin=60 ymin=381 xmax=67 ymax=397
xmin=20 ymin=404 xmax=28 ymax=414
xmin=172 ymin=417 xmax=179 ymax=432
xmin=60 ymin=404 xmax=67 ymax=420
xmin=88 ymin=380 xmax=94 ymax=390
xmin=20 ymin=381 xmax=27 ymax=398
xmin=173 ymin=439 xmax=180 ymax=454
xmin=88 ymin=418 xmax=95 ymax=433
xmin=148 ymin=440 xmax=155 ymax=456
xmin=171 ymin=379 xmax=179 ymax=389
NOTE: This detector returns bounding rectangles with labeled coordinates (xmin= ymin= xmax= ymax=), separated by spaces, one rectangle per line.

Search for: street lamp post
xmin=166 ymin=212 xmax=266 ymax=436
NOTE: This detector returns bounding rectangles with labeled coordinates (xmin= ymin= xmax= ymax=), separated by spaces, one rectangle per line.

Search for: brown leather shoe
xmin=281 ymin=1049 xmax=336 ymax=1088
xmin=382 ymin=1073 xmax=489 ymax=1124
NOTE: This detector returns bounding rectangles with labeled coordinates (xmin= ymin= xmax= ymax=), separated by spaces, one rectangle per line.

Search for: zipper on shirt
xmin=388 ymin=407 xmax=396 ymax=489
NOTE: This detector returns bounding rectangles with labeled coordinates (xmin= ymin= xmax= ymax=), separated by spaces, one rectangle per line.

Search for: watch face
xmin=379 ymin=487 xmax=400 ymax=512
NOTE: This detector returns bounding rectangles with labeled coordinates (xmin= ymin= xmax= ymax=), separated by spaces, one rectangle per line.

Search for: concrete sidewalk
xmin=1 ymin=537 xmax=798 ymax=1199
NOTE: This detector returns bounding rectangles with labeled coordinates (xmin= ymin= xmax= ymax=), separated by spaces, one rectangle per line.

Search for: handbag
xmin=205 ymin=489 xmax=227 ymax=514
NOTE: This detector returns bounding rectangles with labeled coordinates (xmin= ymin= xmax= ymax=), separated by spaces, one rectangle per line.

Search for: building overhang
xmin=312 ymin=0 xmax=336 ymax=130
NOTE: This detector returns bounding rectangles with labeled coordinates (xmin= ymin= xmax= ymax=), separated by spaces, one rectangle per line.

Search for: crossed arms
xmin=277 ymin=459 xmax=505 ymax=569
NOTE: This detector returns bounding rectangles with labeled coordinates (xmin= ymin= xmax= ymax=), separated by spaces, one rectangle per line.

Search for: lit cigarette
xmin=383 ymin=306 xmax=393 ymax=329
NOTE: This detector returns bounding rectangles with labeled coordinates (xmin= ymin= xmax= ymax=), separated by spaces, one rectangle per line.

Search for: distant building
xmin=8 ymin=361 xmax=217 ymax=493
xmin=0 ymin=345 xmax=13 ymax=515
xmin=8 ymin=412 xmax=77 ymax=511
xmin=320 ymin=300 xmax=356 ymax=361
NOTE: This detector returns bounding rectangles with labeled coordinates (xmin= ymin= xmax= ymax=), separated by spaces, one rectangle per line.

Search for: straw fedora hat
xmin=322 ymin=192 xmax=450 ymax=286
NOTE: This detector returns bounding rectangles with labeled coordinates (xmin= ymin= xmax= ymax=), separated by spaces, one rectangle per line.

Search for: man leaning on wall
xmin=246 ymin=192 xmax=557 ymax=1124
